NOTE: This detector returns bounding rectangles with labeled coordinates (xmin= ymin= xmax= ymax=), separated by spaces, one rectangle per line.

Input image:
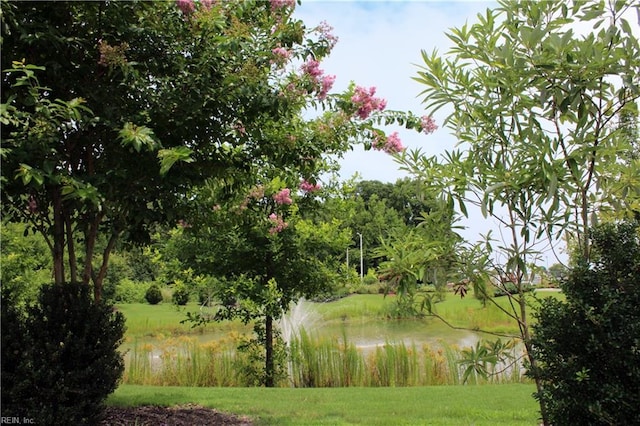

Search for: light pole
xmin=357 ymin=232 xmax=363 ymax=284
xmin=346 ymin=247 xmax=349 ymax=270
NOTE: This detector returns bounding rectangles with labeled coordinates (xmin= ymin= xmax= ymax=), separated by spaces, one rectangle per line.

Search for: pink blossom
xmin=351 ymin=86 xmax=387 ymax=120
xmin=373 ymin=132 xmax=405 ymax=154
xmin=300 ymin=180 xmax=322 ymax=193
xmin=176 ymin=0 xmax=196 ymax=15
xmin=201 ymin=0 xmax=215 ymax=10
xmin=248 ymin=185 xmax=265 ymax=200
xmin=271 ymin=47 xmax=291 ymax=66
xmin=301 ymin=59 xmax=323 ymax=80
xmin=233 ymin=121 xmax=247 ymax=136
xmin=268 ymin=213 xmax=288 ymax=234
xmin=270 ymin=0 xmax=295 ymax=11
xmin=273 ymin=188 xmax=293 ymax=205
xmin=177 ymin=219 xmax=191 ymax=228
xmin=420 ymin=115 xmax=438 ymax=134
xmin=317 ymin=21 xmax=339 ymax=50
xmin=318 ymin=75 xmax=336 ymax=100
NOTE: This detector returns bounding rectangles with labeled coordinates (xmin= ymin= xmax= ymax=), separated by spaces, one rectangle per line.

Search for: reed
xmin=123 ymin=330 xmax=529 ymax=387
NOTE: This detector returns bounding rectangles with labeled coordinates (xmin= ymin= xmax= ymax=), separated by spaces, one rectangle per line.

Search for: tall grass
xmin=123 ymin=330 xmax=527 ymax=387
xmin=123 ymin=334 xmax=244 ymax=386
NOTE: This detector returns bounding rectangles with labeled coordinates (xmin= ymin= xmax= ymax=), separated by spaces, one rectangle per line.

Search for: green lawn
xmin=117 ymin=290 xmax=565 ymax=340
xmin=116 ymin=302 xmax=250 ymax=340
xmin=109 ymin=384 xmax=540 ymax=425
xmin=112 ymin=293 xmax=555 ymax=423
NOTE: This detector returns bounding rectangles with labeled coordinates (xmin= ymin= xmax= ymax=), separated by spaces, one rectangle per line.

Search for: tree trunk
xmin=82 ymin=212 xmax=103 ymax=286
xmin=518 ymin=283 xmax=550 ymax=426
xmin=64 ymin=209 xmax=78 ymax=283
xmin=265 ymin=314 xmax=274 ymax=387
xmin=93 ymin=231 xmax=118 ymax=303
xmin=51 ymin=186 xmax=65 ymax=285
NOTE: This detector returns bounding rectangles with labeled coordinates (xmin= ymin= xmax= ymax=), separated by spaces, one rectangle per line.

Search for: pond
xmin=122 ymin=298 xmax=488 ymax=356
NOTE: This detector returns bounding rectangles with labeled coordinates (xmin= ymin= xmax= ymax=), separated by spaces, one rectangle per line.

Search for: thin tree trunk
xmin=82 ymin=212 xmax=104 ymax=287
xmin=518 ymin=287 xmax=550 ymax=426
xmin=51 ymin=186 xmax=65 ymax=285
xmin=93 ymin=231 xmax=118 ymax=303
xmin=265 ymin=314 xmax=274 ymax=387
xmin=64 ymin=208 xmax=78 ymax=283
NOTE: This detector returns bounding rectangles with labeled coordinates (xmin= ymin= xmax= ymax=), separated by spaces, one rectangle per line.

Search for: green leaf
xmin=15 ymin=164 xmax=44 ymax=186
xmin=118 ymin=123 xmax=159 ymax=153
xmin=158 ymin=147 xmax=194 ymax=176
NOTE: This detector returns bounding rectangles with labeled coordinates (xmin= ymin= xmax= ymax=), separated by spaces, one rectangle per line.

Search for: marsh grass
xmin=123 ymin=329 xmax=527 ymax=387
xmin=123 ymin=333 xmax=245 ymax=386
xmin=119 ymin=293 xmax=556 ymax=387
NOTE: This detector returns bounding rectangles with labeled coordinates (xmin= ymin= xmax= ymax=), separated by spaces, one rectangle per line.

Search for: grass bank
xmin=116 ymin=302 xmax=250 ymax=340
xmin=117 ymin=290 xmax=564 ymax=340
xmin=109 ymin=383 xmax=540 ymax=425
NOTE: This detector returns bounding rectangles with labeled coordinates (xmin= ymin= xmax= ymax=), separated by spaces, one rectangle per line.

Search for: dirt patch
xmin=100 ymin=404 xmax=253 ymax=425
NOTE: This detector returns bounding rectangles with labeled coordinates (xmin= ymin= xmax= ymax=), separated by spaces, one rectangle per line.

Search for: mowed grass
xmin=116 ymin=302 xmax=250 ymax=340
xmin=109 ymin=383 xmax=540 ymax=425
xmin=311 ymin=290 xmax=564 ymax=335
xmin=117 ymin=290 xmax=565 ymax=340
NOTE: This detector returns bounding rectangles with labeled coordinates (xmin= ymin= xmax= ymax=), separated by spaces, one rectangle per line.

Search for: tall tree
xmin=1 ymin=0 xmax=428 ymax=300
xmin=397 ymin=1 xmax=640 ymax=424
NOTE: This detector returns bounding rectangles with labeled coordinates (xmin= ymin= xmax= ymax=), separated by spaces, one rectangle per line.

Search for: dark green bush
xmin=145 ymin=284 xmax=163 ymax=304
xmin=1 ymin=288 xmax=33 ymax=420
xmin=530 ymin=221 xmax=640 ymax=425
xmin=1 ymin=282 xmax=125 ymax=425
xmin=172 ymin=282 xmax=190 ymax=305
xmin=493 ymin=281 xmax=532 ymax=297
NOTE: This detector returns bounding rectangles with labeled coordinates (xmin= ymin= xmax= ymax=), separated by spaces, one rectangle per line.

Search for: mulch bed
xmin=100 ymin=404 xmax=254 ymax=425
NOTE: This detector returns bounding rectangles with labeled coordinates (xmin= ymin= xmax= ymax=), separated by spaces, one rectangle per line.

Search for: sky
xmin=292 ymin=2 xmax=639 ymax=266
xmin=291 ymin=1 xmax=562 ymax=262
xmin=294 ymin=0 xmax=496 ymax=182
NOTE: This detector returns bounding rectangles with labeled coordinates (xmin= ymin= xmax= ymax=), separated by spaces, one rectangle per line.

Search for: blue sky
xmin=294 ymin=0 xmax=496 ymax=182
xmin=292 ymin=1 xmax=542 ymax=261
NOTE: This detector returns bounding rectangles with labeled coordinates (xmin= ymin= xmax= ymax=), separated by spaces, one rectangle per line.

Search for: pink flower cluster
xmin=301 ymin=59 xmax=323 ymax=79
xmin=318 ymin=75 xmax=336 ymax=101
xmin=176 ymin=0 xmax=215 ymax=16
xmin=177 ymin=0 xmax=195 ymax=15
xmin=273 ymin=188 xmax=293 ymax=205
xmin=300 ymin=180 xmax=322 ymax=193
xmin=351 ymin=86 xmax=387 ymax=120
xmin=317 ymin=21 xmax=338 ymax=50
xmin=373 ymin=132 xmax=405 ymax=154
xmin=301 ymin=59 xmax=335 ymax=101
xmin=268 ymin=213 xmax=288 ymax=234
xmin=270 ymin=0 xmax=295 ymax=11
xmin=420 ymin=115 xmax=438 ymax=134
xmin=271 ymin=47 xmax=291 ymax=66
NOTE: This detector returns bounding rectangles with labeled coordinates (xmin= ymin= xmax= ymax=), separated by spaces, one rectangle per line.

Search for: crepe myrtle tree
xmin=181 ymin=175 xmax=352 ymax=387
xmin=1 ymin=0 xmax=431 ymax=302
xmin=395 ymin=1 xmax=639 ymax=424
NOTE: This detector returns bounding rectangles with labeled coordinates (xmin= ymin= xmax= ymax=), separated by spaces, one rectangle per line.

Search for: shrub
xmin=145 ymin=284 xmax=163 ymax=305
xmin=113 ymin=278 xmax=149 ymax=303
xmin=1 ymin=282 xmax=125 ymax=425
xmin=530 ymin=221 xmax=640 ymax=425
xmin=1 ymin=288 xmax=33 ymax=420
xmin=493 ymin=281 xmax=532 ymax=297
xmin=172 ymin=282 xmax=190 ymax=306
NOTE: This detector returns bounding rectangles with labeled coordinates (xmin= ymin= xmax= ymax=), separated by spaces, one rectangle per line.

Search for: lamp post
xmin=346 ymin=247 xmax=349 ymax=270
xmin=357 ymin=232 xmax=363 ymax=284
